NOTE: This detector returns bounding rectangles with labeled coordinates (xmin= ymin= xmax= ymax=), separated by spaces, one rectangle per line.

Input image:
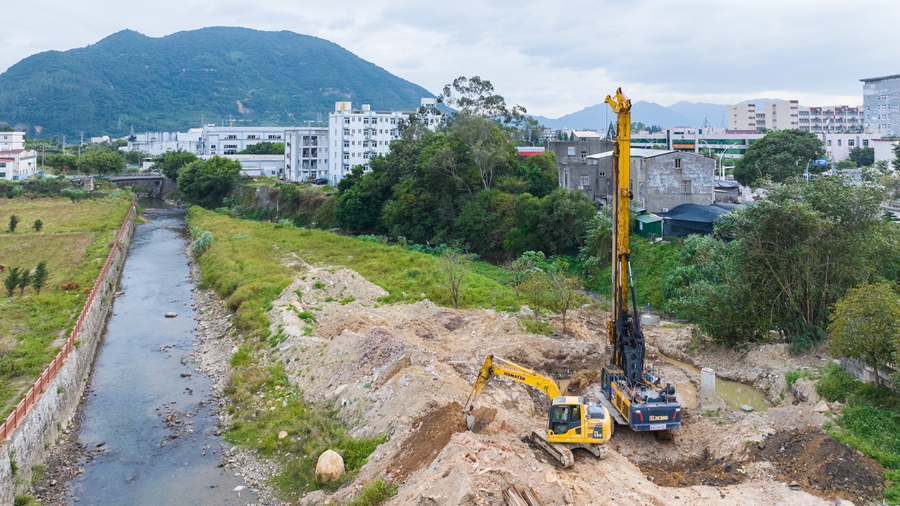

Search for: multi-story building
xmin=327 ymin=98 xmax=438 ymax=184
xmin=633 ymin=126 xmax=877 ymax=164
xmin=549 ymin=131 xmax=614 ymax=199
xmin=0 ymin=131 xmax=25 ymax=151
xmin=0 ymin=149 xmax=38 ymax=181
xmin=862 ymin=74 xmax=900 ymax=136
xmin=198 ymin=126 xmax=291 ymax=156
xmin=583 ymin=149 xmax=715 ymax=213
xmin=284 ymin=127 xmax=329 ymax=182
xmin=729 ymin=100 xmax=862 ymax=133
xmin=123 ymin=130 xmax=203 ymax=156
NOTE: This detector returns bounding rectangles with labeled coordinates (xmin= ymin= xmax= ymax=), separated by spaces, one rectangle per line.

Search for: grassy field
xmin=186 ymin=207 xmax=515 ymax=501
xmin=0 ymin=196 xmax=133 ymax=419
xmin=187 ymin=207 xmax=515 ymax=338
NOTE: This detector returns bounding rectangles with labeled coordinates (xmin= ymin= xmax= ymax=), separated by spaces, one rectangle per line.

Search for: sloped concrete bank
xmin=0 ymin=211 xmax=135 ymax=503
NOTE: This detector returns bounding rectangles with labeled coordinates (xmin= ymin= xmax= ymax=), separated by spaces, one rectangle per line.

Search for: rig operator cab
xmin=599 ymin=88 xmax=682 ymax=438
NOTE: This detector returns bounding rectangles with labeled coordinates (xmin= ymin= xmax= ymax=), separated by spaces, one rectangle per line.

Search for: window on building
xmin=580 ymin=175 xmax=589 ymax=186
xmin=682 ymin=180 xmax=692 ymax=194
xmin=390 ymin=118 xmax=397 ymax=124
xmin=343 ymin=129 xmax=350 ymax=136
xmin=675 ymin=158 xmax=682 ymax=168
xmin=344 ymin=118 xmax=350 ymax=124
xmin=863 ymin=140 xmax=869 ymax=147
xmin=210 ymin=145 xmax=216 ymax=150
xmin=343 ymin=154 xmax=349 ymax=160
xmin=0 ymin=172 xmax=5 ymax=178
xmin=567 ymin=147 xmax=575 ymax=156
xmin=827 ymin=140 xmax=832 ymax=146
xmin=344 ymin=141 xmax=349 ymax=148
xmin=848 ymin=140 xmax=855 ymax=147
xmin=225 ymin=135 xmax=237 ymax=140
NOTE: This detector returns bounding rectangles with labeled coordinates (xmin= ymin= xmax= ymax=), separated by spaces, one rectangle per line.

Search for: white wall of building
xmin=200 ymin=126 xmax=291 ymax=156
xmin=0 ymin=149 xmax=38 ymax=181
xmin=0 ymin=132 xmax=26 ymax=151
xmin=122 ymin=130 xmax=203 ymax=156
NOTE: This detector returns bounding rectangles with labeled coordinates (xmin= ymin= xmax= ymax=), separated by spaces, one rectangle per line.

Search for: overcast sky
xmin=2 ymin=0 xmax=898 ymax=118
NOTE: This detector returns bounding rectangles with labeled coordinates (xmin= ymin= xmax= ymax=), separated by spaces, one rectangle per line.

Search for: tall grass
xmin=187 ymin=207 xmax=515 ymax=339
xmin=0 ymin=196 xmax=132 ymax=418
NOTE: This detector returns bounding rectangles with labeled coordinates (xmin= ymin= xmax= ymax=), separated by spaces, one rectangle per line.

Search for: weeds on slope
xmin=817 ymin=363 xmax=900 ymax=501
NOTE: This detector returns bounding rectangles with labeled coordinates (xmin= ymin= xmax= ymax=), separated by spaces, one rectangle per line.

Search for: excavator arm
xmin=464 ymin=355 xmax=561 ymax=412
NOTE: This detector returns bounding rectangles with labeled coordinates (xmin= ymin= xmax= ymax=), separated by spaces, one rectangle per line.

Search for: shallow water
xmin=65 ymin=202 xmax=256 ymax=505
xmin=658 ymin=354 xmax=772 ymax=412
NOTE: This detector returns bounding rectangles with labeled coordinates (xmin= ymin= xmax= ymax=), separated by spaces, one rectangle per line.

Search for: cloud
xmin=2 ymin=0 xmax=898 ymax=118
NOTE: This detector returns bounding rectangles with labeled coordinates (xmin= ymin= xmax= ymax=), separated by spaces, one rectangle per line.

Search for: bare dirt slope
xmin=266 ymin=266 xmax=876 ymax=506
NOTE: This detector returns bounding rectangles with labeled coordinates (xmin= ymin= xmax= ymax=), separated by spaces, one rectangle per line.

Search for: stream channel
xmin=64 ymin=202 xmax=256 ymax=505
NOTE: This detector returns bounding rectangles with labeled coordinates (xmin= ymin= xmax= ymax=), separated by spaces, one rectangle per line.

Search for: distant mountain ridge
xmin=534 ymin=98 xmax=780 ymax=132
xmin=0 ymin=27 xmax=436 ymax=138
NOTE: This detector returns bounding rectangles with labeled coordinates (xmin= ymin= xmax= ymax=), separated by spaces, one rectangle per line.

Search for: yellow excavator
xmin=464 ymin=355 xmax=612 ymax=467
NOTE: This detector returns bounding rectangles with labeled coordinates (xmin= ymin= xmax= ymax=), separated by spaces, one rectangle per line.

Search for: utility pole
xmin=62 ymin=135 xmax=66 ymax=155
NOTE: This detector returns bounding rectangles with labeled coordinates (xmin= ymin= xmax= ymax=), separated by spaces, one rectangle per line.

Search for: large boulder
xmin=315 ymin=449 xmax=345 ymax=484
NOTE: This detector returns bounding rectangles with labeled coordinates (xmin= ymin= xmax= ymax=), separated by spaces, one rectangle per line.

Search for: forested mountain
xmin=0 ymin=27 xmax=435 ymax=139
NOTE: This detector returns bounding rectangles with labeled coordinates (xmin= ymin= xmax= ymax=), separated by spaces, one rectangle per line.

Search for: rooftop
xmin=860 ymin=74 xmax=900 ymax=83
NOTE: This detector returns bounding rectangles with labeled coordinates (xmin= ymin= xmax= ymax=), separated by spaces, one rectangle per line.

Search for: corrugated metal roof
xmin=635 ymin=214 xmax=662 ymax=223
xmin=587 ymin=148 xmax=676 ymax=159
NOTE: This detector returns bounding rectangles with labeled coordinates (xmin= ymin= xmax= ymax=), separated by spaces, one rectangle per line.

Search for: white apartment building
xmin=0 ymin=149 xmax=38 ymax=181
xmin=199 ymin=126 xmax=291 ymax=156
xmin=123 ymin=130 xmax=203 ymax=156
xmin=0 ymin=131 xmax=25 ymax=151
xmin=862 ymin=74 xmax=900 ymax=136
xmin=284 ymin=127 xmax=329 ymax=182
xmin=328 ymin=98 xmax=438 ymax=184
xmin=728 ymin=101 xmax=862 ymax=133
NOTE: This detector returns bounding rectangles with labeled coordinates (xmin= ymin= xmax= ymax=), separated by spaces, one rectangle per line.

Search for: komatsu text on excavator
xmin=464 ymin=355 xmax=612 ymax=467
xmin=598 ymin=88 xmax=682 ymax=438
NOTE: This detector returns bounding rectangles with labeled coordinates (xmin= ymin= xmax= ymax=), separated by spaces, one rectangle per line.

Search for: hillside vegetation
xmin=0 ymin=27 xmax=434 ymax=138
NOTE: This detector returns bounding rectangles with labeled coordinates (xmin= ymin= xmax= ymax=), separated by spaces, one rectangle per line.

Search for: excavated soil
xmin=264 ymin=266 xmax=874 ymax=506
xmin=752 ymin=426 xmax=884 ymax=503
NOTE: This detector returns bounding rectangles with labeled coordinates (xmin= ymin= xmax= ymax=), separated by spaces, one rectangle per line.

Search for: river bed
xmin=61 ymin=203 xmax=256 ymax=505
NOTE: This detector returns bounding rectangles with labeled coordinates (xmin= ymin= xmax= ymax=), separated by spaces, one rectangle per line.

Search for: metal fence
xmin=0 ymin=204 xmax=135 ymax=441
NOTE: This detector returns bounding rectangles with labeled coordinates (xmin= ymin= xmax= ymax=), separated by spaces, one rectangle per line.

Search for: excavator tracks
xmin=530 ymin=430 xmax=609 ymax=468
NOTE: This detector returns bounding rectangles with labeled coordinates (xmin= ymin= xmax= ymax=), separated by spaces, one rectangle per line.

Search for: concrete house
xmin=549 ymin=131 xmax=614 ymax=200
xmin=586 ymin=149 xmax=715 ymax=213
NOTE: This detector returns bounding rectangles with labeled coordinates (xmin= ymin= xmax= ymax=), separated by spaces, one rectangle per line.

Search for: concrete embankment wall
xmin=0 ymin=208 xmax=135 ymax=502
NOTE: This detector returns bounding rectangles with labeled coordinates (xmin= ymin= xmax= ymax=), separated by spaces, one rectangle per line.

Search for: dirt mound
xmin=388 ymin=402 xmax=468 ymax=483
xmin=641 ymin=448 xmax=747 ymax=487
xmin=567 ymin=369 xmax=600 ymax=394
xmin=753 ymin=426 xmax=884 ymax=503
xmin=317 ymin=313 xmax=376 ymax=340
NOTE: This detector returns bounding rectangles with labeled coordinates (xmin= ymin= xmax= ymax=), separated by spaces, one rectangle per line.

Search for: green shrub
xmin=191 ymin=231 xmax=214 ymax=256
xmin=346 ymin=478 xmax=398 ymax=506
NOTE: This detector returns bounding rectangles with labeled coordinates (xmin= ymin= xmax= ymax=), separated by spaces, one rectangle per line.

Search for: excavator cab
xmin=545 ymin=396 xmax=607 ymax=443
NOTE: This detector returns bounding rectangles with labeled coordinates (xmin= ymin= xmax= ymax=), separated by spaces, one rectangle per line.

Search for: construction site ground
xmin=264 ymin=265 xmax=882 ymax=506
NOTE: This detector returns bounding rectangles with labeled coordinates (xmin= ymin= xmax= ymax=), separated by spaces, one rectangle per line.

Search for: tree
xmin=893 ymin=144 xmax=900 ymax=172
xmin=848 ymin=146 xmax=875 ymax=167
xmin=440 ymin=249 xmax=470 ymax=309
xmin=31 ymin=261 xmax=48 ymax=294
xmin=733 ymin=130 xmax=825 ymax=187
xmin=828 ymin=281 xmax=900 ymax=387
xmin=836 ymin=158 xmax=858 ymax=170
xmin=438 ymin=76 xmax=525 ymax=123
xmin=33 ymin=219 xmax=43 ymax=232
xmin=4 ymin=267 xmax=20 ymax=297
xmin=238 ymin=142 xmax=284 ymax=155
xmin=45 ymin=154 xmax=78 ymax=174
xmin=18 ymin=269 xmax=31 ymax=295
xmin=451 ymin=113 xmax=516 ymax=190
xmin=546 ymin=259 xmax=581 ymax=335
xmin=177 ymin=156 xmax=242 ymax=208
xmin=604 ymin=122 xmax=616 ymax=140
xmin=716 ymin=176 xmax=891 ymax=350
xmin=151 ymin=149 xmax=198 ymax=180
xmin=8 ymin=214 xmax=20 ymax=233
xmin=521 ymin=269 xmax=552 ymax=327
xmin=77 ymin=150 xmax=125 ymax=175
